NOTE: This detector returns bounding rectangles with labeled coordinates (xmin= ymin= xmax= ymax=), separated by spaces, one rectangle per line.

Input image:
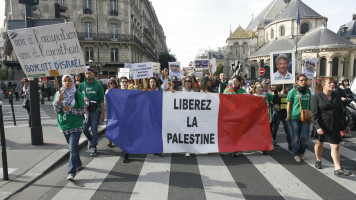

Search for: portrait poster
xmin=302 ymin=58 xmax=318 ymax=79
xmin=194 ymin=60 xmax=209 ymax=69
xmin=168 ymin=62 xmax=182 ymax=78
xmin=270 ymin=51 xmax=295 ymax=85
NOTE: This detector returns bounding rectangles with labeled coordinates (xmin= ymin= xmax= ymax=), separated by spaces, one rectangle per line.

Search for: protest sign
xmin=302 ymin=58 xmax=318 ymax=79
xmin=210 ymin=58 xmax=217 ymax=73
xmin=106 ymin=90 xmax=273 ymax=154
xmin=124 ymin=63 xmax=132 ymax=68
xmin=153 ymin=62 xmax=161 ymax=74
xmin=194 ymin=60 xmax=209 ymax=69
xmin=132 ymin=62 xmax=153 ymax=79
xmin=168 ymin=62 xmax=182 ymax=78
xmin=195 ymin=72 xmax=203 ymax=77
xmin=7 ymin=22 xmax=86 ymax=78
xmin=118 ymin=68 xmax=130 ymax=78
xmin=270 ymin=51 xmax=295 ymax=85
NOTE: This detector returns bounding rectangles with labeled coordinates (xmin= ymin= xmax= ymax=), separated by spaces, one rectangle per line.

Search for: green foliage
xmin=159 ymin=52 xmax=176 ymax=70
xmin=0 ymin=67 xmax=7 ymax=80
xmin=214 ymin=65 xmax=224 ymax=76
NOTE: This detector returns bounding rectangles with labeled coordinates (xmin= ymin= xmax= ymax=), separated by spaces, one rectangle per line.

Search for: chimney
xmin=353 ymin=14 xmax=356 ymax=21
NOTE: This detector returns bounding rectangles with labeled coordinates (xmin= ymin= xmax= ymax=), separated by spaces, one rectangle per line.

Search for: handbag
xmin=23 ymin=99 xmax=30 ymax=110
xmin=297 ymin=91 xmax=312 ymax=123
xmin=84 ymin=83 xmax=97 ymax=112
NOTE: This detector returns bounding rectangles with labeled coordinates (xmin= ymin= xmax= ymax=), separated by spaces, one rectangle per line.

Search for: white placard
xmin=195 ymin=72 xmax=203 ymax=77
xmin=210 ymin=58 xmax=217 ymax=73
xmin=7 ymin=22 xmax=86 ymax=78
xmin=270 ymin=51 xmax=295 ymax=85
xmin=124 ymin=63 xmax=132 ymax=68
xmin=302 ymin=58 xmax=318 ymax=79
xmin=162 ymin=92 xmax=220 ymax=153
xmin=153 ymin=62 xmax=161 ymax=74
xmin=194 ymin=60 xmax=209 ymax=69
xmin=118 ymin=68 xmax=130 ymax=78
xmin=168 ymin=62 xmax=182 ymax=78
xmin=132 ymin=62 xmax=153 ymax=79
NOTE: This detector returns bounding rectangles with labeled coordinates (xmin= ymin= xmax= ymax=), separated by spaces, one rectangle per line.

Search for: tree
xmin=214 ymin=65 xmax=224 ymax=76
xmin=0 ymin=68 xmax=7 ymax=80
xmin=158 ymin=52 xmax=176 ymax=70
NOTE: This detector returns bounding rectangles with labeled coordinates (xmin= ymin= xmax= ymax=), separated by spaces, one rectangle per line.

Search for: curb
xmin=0 ymin=126 xmax=106 ymax=200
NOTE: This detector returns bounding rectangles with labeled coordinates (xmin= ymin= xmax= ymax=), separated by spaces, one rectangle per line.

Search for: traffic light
xmin=19 ymin=0 xmax=39 ymax=5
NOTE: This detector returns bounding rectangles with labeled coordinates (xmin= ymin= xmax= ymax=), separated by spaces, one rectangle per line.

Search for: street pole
xmin=23 ymin=1 xmax=44 ymax=145
xmin=0 ymin=101 xmax=9 ymax=181
xmin=9 ymin=91 xmax=16 ymax=126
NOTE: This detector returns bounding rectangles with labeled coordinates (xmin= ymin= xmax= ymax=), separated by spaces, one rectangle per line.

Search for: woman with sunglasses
xmin=286 ymin=74 xmax=312 ymax=163
xmin=105 ymin=79 xmax=119 ymax=147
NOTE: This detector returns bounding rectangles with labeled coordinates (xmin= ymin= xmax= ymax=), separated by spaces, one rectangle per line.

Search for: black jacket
xmin=311 ymin=91 xmax=347 ymax=134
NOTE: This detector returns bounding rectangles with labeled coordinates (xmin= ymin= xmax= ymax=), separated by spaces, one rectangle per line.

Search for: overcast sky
xmin=1 ymin=0 xmax=355 ymax=66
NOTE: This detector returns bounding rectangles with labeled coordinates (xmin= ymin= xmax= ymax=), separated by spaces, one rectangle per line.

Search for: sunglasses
xmin=121 ymin=81 xmax=128 ymax=83
xmin=109 ymin=82 xmax=116 ymax=85
xmin=184 ymin=80 xmax=192 ymax=83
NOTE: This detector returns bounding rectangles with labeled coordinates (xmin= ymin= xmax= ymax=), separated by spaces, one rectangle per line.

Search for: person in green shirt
xmin=77 ymin=67 xmax=105 ymax=157
xmin=53 ymin=74 xmax=86 ymax=181
xmin=286 ymin=74 xmax=311 ymax=163
xmin=223 ymin=75 xmax=246 ymax=94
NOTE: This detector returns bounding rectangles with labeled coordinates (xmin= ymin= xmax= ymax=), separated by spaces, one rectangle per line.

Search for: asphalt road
xmin=8 ymin=130 xmax=356 ymax=200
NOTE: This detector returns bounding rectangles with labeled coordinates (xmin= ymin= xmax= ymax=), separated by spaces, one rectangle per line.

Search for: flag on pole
xmin=296 ymin=0 xmax=301 ymax=25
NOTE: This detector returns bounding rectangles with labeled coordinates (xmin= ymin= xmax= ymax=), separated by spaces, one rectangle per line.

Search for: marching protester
xmin=145 ymin=77 xmax=163 ymax=91
xmin=208 ymin=64 xmax=228 ymax=93
xmin=200 ymin=76 xmax=214 ymax=93
xmin=223 ymin=75 xmax=246 ymax=94
xmin=311 ymin=77 xmax=352 ymax=176
xmin=74 ymin=73 xmax=83 ymax=89
xmin=128 ymin=79 xmax=143 ymax=90
xmin=53 ymin=75 xmax=86 ymax=181
xmin=21 ymin=78 xmax=31 ymax=127
xmin=105 ymin=78 xmax=119 ymax=147
xmin=166 ymin=76 xmax=182 ymax=92
xmin=271 ymin=85 xmax=292 ymax=149
xmin=78 ymin=67 xmax=105 ymax=157
xmin=286 ymin=74 xmax=312 ymax=163
xmin=252 ymin=83 xmax=274 ymax=123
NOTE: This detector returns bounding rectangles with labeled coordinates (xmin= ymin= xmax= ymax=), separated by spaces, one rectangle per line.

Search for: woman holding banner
xmin=286 ymin=74 xmax=312 ymax=163
xmin=53 ymin=75 xmax=86 ymax=181
xmin=105 ymin=78 xmax=119 ymax=147
xmin=145 ymin=77 xmax=163 ymax=91
xmin=311 ymin=77 xmax=351 ymax=176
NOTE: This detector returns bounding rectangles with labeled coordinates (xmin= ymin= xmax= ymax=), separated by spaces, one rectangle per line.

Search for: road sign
xmin=259 ymin=68 xmax=265 ymax=75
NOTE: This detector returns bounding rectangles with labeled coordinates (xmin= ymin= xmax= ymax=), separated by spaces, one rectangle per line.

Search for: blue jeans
xmin=272 ymin=112 xmax=291 ymax=144
xmin=83 ymin=108 xmax=101 ymax=147
xmin=289 ymin=119 xmax=310 ymax=156
xmin=63 ymin=131 xmax=82 ymax=175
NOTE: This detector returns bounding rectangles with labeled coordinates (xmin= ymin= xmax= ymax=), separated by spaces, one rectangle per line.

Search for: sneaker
xmin=123 ymin=154 xmax=129 ymax=163
xmin=185 ymin=152 xmax=190 ymax=157
xmin=300 ymin=154 xmax=305 ymax=160
xmin=67 ymin=173 xmax=74 ymax=181
xmin=107 ymin=140 xmax=112 ymax=147
xmin=232 ymin=152 xmax=239 ymax=157
xmin=90 ymin=147 xmax=97 ymax=156
xmin=315 ymin=161 xmax=322 ymax=169
xmin=263 ymin=151 xmax=268 ymax=155
xmin=294 ymin=156 xmax=302 ymax=163
xmin=272 ymin=140 xmax=277 ymax=146
xmin=334 ymin=169 xmax=352 ymax=176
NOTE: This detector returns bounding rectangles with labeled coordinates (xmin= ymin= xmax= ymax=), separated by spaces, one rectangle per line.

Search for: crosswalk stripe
xmin=344 ymin=137 xmax=356 ymax=143
xmin=51 ymin=156 xmax=119 ymax=200
xmin=279 ymin=143 xmax=356 ymax=195
xmin=246 ymin=153 xmax=323 ymax=200
xmin=196 ymin=154 xmax=245 ymax=200
xmin=322 ymin=142 xmax=356 ymax=162
xmin=130 ymin=154 xmax=171 ymax=200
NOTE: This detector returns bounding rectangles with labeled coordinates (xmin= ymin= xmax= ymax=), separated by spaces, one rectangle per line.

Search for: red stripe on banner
xmin=218 ymin=94 xmax=273 ymax=152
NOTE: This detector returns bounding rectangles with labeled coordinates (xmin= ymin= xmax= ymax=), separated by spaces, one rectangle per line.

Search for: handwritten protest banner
xmin=168 ymin=62 xmax=182 ymax=78
xmin=132 ymin=62 xmax=153 ymax=79
xmin=7 ymin=22 xmax=86 ymax=78
xmin=118 ymin=68 xmax=131 ymax=78
xmin=302 ymin=58 xmax=318 ymax=79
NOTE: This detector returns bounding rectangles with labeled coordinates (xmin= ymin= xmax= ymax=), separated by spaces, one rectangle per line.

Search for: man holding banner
xmin=78 ymin=67 xmax=105 ymax=156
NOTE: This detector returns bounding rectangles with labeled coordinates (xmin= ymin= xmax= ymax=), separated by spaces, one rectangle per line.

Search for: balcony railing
xmin=109 ymin=10 xmax=118 ymax=16
xmin=77 ymin=32 xmax=157 ymax=58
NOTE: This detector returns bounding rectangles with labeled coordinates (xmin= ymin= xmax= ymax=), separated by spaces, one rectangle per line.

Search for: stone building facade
xmin=3 ymin=0 xmax=168 ymax=79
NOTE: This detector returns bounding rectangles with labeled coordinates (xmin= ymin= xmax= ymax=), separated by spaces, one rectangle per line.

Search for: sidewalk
xmin=0 ymin=100 xmax=106 ymax=199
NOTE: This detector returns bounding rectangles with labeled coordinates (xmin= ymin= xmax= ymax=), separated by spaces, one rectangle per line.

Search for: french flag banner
xmin=106 ymin=90 xmax=273 ymax=154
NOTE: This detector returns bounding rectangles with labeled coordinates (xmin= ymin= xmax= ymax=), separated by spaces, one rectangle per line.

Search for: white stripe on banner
xmin=246 ymin=154 xmax=323 ymax=200
xmin=52 ymin=157 xmax=118 ymax=200
xmin=162 ymin=92 xmax=220 ymax=153
xmin=196 ymin=155 xmax=245 ymax=200
xmin=130 ymin=154 xmax=171 ymax=200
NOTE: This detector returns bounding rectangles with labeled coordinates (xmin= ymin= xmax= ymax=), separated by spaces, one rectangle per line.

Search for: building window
xmin=86 ymin=48 xmax=94 ymax=62
xmin=110 ymin=24 xmax=119 ymax=40
xmin=109 ymin=0 xmax=118 ymax=16
xmin=84 ymin=22 xmax=93 ymax=39
xmin=319 ymin=58 xmax=326 ymax=76
xmin=84 ymin=0 xmax=92 ymax=14
xmin=271 ymin=29 xmax=274 ymax=39
xmin=111 ymin=48 xmax=119 ymax=62
xmin=280 ymin=26 xmax=285 ymax=36
xmin=332 ymin=57 xmax=339 ymax=76
xmin=300 ymin=23 xmax=309 ymax=34
xmin=57 ymin=0 xmax=65 ymax=7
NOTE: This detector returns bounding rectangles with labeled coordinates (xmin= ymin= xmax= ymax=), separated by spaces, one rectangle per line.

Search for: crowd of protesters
xmin=46 ymin=63 xmax=356 ymax=181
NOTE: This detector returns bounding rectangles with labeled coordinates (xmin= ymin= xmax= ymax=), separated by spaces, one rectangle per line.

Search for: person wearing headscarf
xmin=53 ymin=74 xmax=86 ymax=181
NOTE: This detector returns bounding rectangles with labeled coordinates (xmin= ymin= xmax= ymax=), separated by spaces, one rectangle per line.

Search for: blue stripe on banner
xmin=105 ymin=89 xmax=163 ymax=154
